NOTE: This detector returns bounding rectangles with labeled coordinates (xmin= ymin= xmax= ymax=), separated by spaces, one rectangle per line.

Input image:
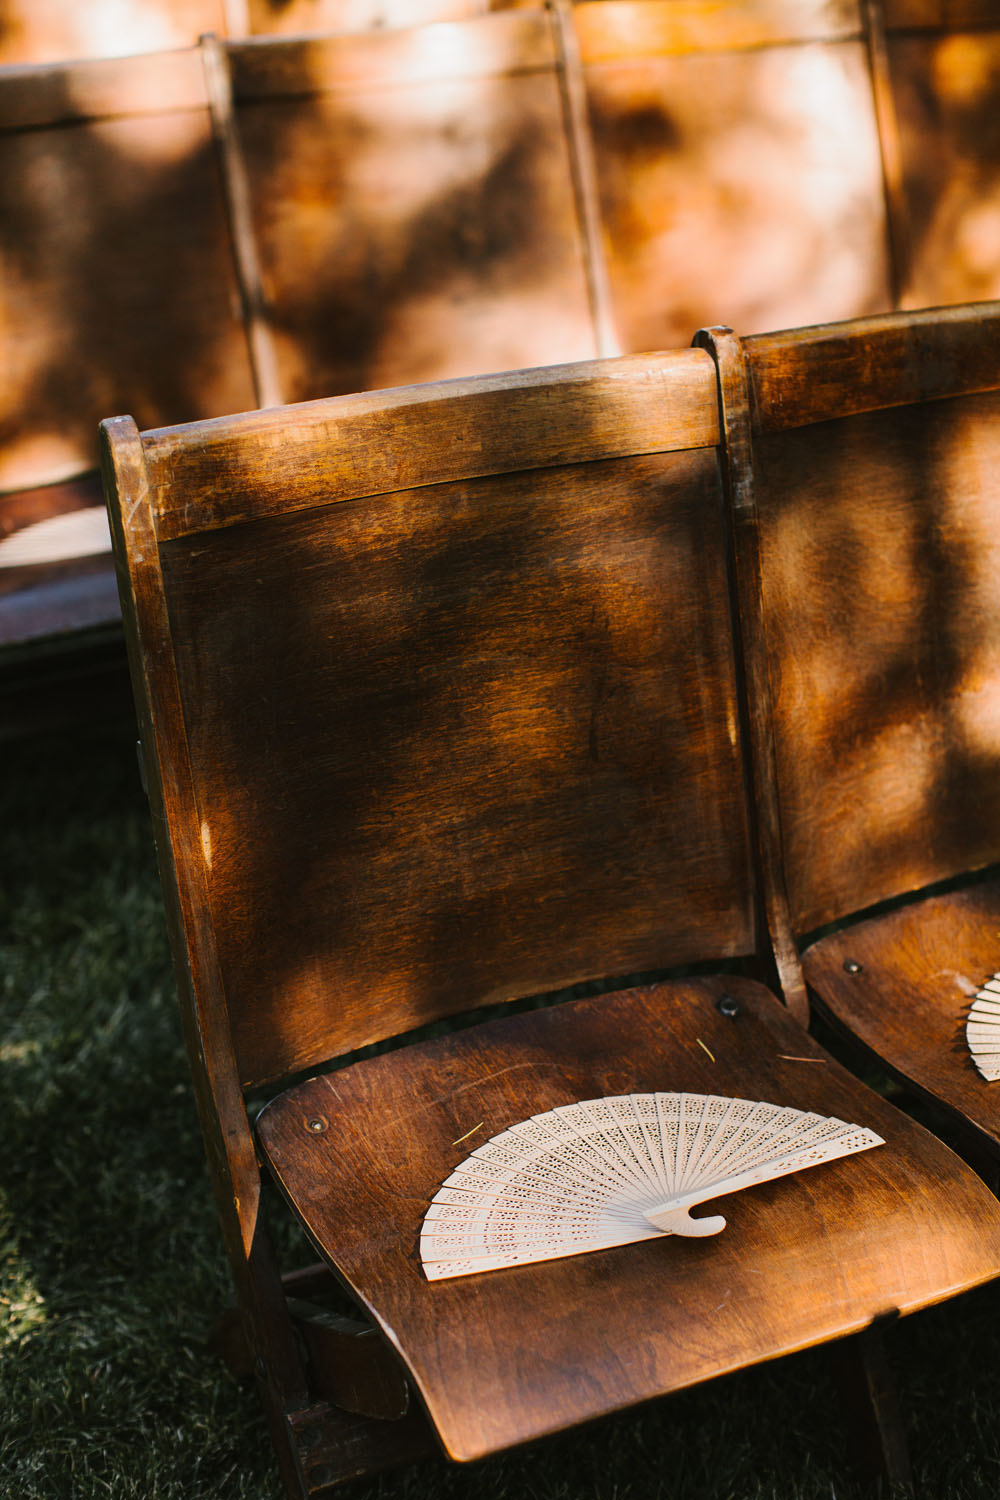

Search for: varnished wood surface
xmin=6 ymin=3 xmax=1000 ymax=651
xmin=258 ymin=976 xmax=1000 ymax=1461
xmin=803 ymin=881 xmax=1000 ymax=1151
xmin=740 ymin=306 xmax=1000 ymax=935
xmin=144 ymin=349 xmax=718 ymax=536
xmin=745 ymin=301 xmax=1000 ymax=431
xmin=755 ymin=390 xmax=1000 ymax=934
xmin=160 ymin=437 xmax=753 ymax=1084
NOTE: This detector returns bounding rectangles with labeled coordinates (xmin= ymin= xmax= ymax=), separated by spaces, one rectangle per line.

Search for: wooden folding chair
xmin=701 ymin=302 xmax=1000 ymax=1181
xmin=101 ymin=349 xmax=1000 ymax=1495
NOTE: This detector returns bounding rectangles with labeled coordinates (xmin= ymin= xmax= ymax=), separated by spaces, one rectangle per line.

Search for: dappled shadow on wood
xmin=754 ymin=391 xmax=1000 ymax=935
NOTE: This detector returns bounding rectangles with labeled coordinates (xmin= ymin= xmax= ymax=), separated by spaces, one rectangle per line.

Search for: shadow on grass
xmin=3 ymin=723 xmax=1000 ymax=1499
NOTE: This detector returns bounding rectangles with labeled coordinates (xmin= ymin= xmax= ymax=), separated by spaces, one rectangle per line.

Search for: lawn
xmin=3 ymin=708 xmax=1000 ymax=1500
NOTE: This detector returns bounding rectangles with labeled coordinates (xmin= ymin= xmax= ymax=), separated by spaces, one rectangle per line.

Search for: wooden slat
xmin=245 ymin=0 xmax=501 ymax=35
xmin=0 ymin=49 xmax=209 ymax=133
xmin=0 ymin=1 xmax=229 ymax=69
xmin=574 ymin=0 xmax=862 ymax=64
xmin=550 ymin=0 xmax=621 ymax=356
xmin=228 ymin=9 xmax=558 ymax=98
xmin=147 ymin=349 xmax=719 ymax=538
xmin=862 ymin=0 xmax=911 ymax=305
xmin=201 ymin=34 xmax=284 ymax=409
xmin=746 ymin=302 xmax=1000 ymax=433
xmin=695 ymin=328 xmax=809 ymax=1024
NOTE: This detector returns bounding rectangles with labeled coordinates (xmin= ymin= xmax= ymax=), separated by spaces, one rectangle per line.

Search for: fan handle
xmin=644 ymin=1204 xmax=727 ymax=1237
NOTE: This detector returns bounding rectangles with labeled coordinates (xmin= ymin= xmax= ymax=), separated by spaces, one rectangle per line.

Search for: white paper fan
xmin=967 ymin=975 xmax=1000 ymax=1080
xmin=420 ymin=1092 xmax=883 ymax=1280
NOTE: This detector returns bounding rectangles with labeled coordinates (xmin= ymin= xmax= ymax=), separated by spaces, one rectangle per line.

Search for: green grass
xmin=4 ymin=716 xmax=1000 ymax=1499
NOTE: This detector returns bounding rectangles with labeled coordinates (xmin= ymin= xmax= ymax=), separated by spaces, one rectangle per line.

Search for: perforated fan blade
xmin=967 ymin=976 xmax=1000 ymax=1080
xmin=420 ymin=1092 xmax=883 ymax=1281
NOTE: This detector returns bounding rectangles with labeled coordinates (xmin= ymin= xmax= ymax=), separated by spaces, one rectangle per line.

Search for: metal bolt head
xmin=716 ymin=994 xmax=740 ymax=1018
xmin=306 ymin=1116 xmax=327 ymax=1133
xmin=843 ymin=959 xmax=862 ymax=975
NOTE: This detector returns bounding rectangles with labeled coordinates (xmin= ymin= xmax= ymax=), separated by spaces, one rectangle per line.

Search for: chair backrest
xmin=103 ymin=350 xmax=761 ymax=1091
xmin=577 ymin=0 xmax=894 ymax=348
xmin=883 ymin=0 xmax=1000 ymax=307
xmin=0 ymin=49 xmax=254 ymax=495
xmin=0 ymin=1 xmax=229 ymax=66
xmin=219 ymin=10 xmax=606 ymax=406
xmin=734 ymin=302 xmax=1000 ymax=936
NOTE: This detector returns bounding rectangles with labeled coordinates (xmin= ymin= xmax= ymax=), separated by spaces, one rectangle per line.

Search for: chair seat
xmin=0 ymin=473 xmax=118 ymax=648
xmin=257 ymin=974 xmax=1000 ymax=1462
xmin=803 ymin=878 xmax=1000 ymax=1154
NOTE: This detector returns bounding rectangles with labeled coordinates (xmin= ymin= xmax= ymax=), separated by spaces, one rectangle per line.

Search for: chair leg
xmin=830 ymin=1325 xmax=914 ymax=1496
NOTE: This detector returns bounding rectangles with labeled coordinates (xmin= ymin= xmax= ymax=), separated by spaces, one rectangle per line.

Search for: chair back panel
xmin=113 ymin=350 xmax=757 ymax=1088
xmin=745 ymin=306 xmax=1000 ymax=934
xmin=227 ymin=12 xmax=600 ymax=404
xmin=885 ymin=10 xmax=1000 ymax=307
xmin=0 ymin=50 xmax=254 ymax=494
xmin=578 ymin=0 xmax=892 ymax=352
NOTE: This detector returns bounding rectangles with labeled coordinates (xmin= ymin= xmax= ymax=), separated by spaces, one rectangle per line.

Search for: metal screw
xmin=716 ymin=994 xmax=740 ymax=1018
xmin=843 ymin=959 xmax=862 ymax=975
xmin=306 ymin=1116 xmax=327 ymax=1133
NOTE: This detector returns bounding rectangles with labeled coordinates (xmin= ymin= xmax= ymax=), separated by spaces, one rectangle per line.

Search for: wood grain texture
xmin=751 ymin=387 xmax=1000 ymax=934
xmin=258 ymin=976 xmax=1000 ymax=1461
xmin=582 ymin=35 xmax=891 ymax=352
xmin=0 ymin=65 xmax=254 ymax=495
xmin=746 ymin=301 xmax=1000 ymax=432
xmin=694 ymin=328 xmax=809 ymax=1024
xmin=227 ymin=13 xmax=599 ymax=403
xmin=145 ymin=348 xmax=719 ymax=537
xmin=160 ymin=440 xmax=753 ymax=1085
xmin=803 ymin=881 xmax=1000 ymax=1152
xmin=102 ymin=414 xmax=324 ymax=1495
